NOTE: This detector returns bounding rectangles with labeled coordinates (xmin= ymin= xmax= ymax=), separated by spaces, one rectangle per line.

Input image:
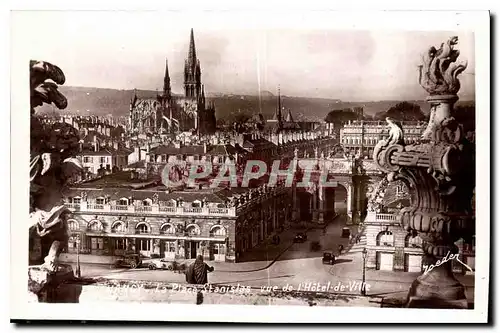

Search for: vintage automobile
xmin=341 ymin=227 xmax=351 ymax=238
xmin=322 ymin=252 xmax=336 ymax=265
xmin=293 ymin=232 xmax=308 ymax=243
xmin=113 ymin=254 xmax=142 ymax=269
xmin=143 ymin=258 xmax=176 ymax=270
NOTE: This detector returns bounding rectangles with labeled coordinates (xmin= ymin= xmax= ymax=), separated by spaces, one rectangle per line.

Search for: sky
xmin=12 ymin=11 xmax=475 ymax=101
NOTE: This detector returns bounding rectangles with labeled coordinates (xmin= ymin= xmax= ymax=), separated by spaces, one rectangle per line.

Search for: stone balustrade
xmin=66 ymin=202 xmax=236 ymax=217
xmin=365 ymin=211 xmax=399 ymax=223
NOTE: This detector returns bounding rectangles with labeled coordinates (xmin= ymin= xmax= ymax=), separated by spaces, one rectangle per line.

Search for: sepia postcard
xmin=10 ymin=9 xmax=490 ymax=323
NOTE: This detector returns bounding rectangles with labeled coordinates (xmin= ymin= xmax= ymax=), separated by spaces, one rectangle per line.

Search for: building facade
xmin=62 ymin=174 xmax=291 ymax=263
xmin=340 ymin=120 xmax=427 ymax=157
xmin=363 ymin=179 xmax=475 ymax=275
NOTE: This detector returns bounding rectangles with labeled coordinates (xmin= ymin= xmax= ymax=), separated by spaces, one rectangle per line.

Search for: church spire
xmin=188 ymin=28 xmax=197 ymax=66
xmin=184 ymin=28 xmax=202 ymax=99
xmin=163 ymin=58 xmax=171 ymax=98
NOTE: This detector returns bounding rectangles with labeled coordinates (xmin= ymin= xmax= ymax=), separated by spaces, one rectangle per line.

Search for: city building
xmin=363 ymin=179 xmax=475 ymax=275
xmin=340 ymin=120 xmax=427 ymax=157
xmin=128 ymin=29 xmax=216 ymax=136
xmin=62 ymin=172 xmax=291 ymax=263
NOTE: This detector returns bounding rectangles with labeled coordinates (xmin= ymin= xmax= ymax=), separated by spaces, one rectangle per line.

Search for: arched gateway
xmin=291 ymin=156 xmax=384 ymax=224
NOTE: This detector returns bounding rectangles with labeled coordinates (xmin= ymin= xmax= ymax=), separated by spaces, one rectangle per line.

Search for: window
xmin=396 ymin=184 xmax=406 ymax=196
xmin=88 ymin=220 xmax=103 ymax=231
xmin=115 ymin=238 xmax=126 ymax=250
xmin=143 ymin=199 xmax=151 ymax=206
xmin=111 ymin=222 xmax=126 ymax=233
xmin=99 ymin=157 xmax=106 ymax=164
xmin=161 ymin=224 xmax=176 ymax=234
xmin=377 ymin=231 xmax=394 ymax=246
xmin=210 ymin=226 xmax=227 ymax=237
xmin=192 ymin=201 xmax=201 ymax=208
xmin=136 ymin=223 xmax=149 ymax=234
xmin=96 ymin=198 xmax=105 ymax=205
xmin=405 ymin=234 xmax=423 ymax=248
xmin=83 ymin=156 xmax=93 ymax=163
xmin=165 ymin=241 xmax=176 ymax=252
xmin=119 ymin=198 xmax=128 ymax=206
xmin=68 ymin=236 xmax=78 ymax=249
xmin=186 ymin=224 xmax=200 ymax=236
xmin=90 ymin=237 xmax=104 ymax=250
xmin=139 ymin=239 xmax=151 ymax=251
xmin=213 ymin=243 xmax=226 ymax=255
xmin=72 ymin=197 xmax=81 ymax=204
xmin=68 ymin=220 xmax=79 ymax=231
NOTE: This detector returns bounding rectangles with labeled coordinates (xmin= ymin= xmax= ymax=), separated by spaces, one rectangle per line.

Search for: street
xmin=74 ymin=214 xmax=474 ymax=300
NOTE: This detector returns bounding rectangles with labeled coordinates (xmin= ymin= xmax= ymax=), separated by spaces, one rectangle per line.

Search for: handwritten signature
xmin=423 ymin=251 xmax=474 ymax=275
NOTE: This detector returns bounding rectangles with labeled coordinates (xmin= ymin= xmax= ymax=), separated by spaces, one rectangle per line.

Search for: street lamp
xmin=361 ymin=247 xmax=367 ymax=296
xmin=76 ymin=235 xmax=81 ymax=278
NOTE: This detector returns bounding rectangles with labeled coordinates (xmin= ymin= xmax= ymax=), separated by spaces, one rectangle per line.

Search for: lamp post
xmin=361 ymin=247 xmax=367 ymax=296
xmin=75 ymin=235 xmax=81 ymax=278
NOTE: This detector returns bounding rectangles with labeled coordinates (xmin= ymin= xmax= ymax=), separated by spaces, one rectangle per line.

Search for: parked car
xmin=294 ymin=232 xmax=308 ymax=243
xmin=142 ymin=258 xmax=175 ymax=270
xmin=113 ymin=254 xmax=142 ymax=269
xmin=341 ymin=227 xmax=351 ymax=238
xmin=322 ymin=252 xmax=336 ymax=265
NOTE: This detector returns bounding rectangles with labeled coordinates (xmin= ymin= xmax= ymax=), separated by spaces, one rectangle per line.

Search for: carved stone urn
xmin=373 ymin=36 xmax=475 ymax=308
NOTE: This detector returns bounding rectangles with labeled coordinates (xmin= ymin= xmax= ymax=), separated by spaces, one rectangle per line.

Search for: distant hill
xmin=36 ymin=86 xmax=474 ymax=123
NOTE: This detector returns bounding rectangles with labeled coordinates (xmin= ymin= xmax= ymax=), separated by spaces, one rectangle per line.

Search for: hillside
xmin=36 ymin=86 xmax=474 ymax=123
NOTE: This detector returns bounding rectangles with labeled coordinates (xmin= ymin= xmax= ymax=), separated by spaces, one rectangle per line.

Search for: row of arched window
xmin=67 ymin=219 xmax=227 ymax=237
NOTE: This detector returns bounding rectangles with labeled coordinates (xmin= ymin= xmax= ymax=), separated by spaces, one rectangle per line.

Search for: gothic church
xmin=128 ymin=29 xmax=216 ymax=135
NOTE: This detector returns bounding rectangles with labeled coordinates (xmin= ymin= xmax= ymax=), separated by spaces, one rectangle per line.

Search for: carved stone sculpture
xmin=30 ymin=61 xmax=83 ymax=273
xmin=29 ymin=61 xmax=83 ymax=301
xmin=374 ymin=37 xmax=474 ymax=308
xmin=418 ymin=36 xmax=468 ymax=141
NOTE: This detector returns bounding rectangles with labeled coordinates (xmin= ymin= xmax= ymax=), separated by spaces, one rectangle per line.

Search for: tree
xmin=324 ymin=108 xmax=361 ymax=124
xmin=374 ymin=101 xmax=426 ymax=121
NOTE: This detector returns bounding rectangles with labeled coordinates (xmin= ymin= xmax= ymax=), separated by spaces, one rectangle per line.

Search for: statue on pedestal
xmin=373 ymin=37 xmax=474 ymax=308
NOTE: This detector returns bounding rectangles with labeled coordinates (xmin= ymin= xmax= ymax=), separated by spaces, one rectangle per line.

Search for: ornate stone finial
xmin=373 ymin=36 xmax=475 ymax=309
xmin=418 ymin=37 xmax=468 ymax=141
xmin=418 ymin=36 xmax=467 ymax=96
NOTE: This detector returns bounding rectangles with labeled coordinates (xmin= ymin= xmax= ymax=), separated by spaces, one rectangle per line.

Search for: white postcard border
xmin=9 ymin=9 xmax=490 ymax=323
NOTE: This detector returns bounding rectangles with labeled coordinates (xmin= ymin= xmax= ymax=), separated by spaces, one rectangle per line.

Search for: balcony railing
xmin=110 ymin=205 xmax=129 ymax=211
xmin=65 ymin=202 xmax=236 ymax=217
xmin=365 ymin=211 xmax=400 ymax=223
xmin=66 ymin=203 xmax=81 ymax=210
xmin=376 ymin=213 xmax=398 ymax=221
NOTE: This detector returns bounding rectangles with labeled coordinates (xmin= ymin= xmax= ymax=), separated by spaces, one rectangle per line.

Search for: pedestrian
xmin=349 ymin=234 xmax=353 ymax=244
xmin=185 ymin=255 xmax=214 ymax=285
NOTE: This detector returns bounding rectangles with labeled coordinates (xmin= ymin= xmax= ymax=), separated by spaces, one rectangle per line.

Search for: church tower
xmin=184 ymin=29 xmax=202 ymax=99
xmin=162 ymin=58 xmax=171 ymax=103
